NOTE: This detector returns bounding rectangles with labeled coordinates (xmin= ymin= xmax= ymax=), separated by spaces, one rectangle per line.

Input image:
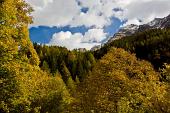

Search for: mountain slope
xmin=94 ymin=29 xmax=170 ymax=69
xmin=108 ymin=14 xmax=170 ymax=43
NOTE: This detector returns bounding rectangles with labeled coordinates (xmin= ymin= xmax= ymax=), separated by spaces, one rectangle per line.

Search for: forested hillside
xmin=0 ymin=0 xmax=170 ymax=113
xmin=33 ymin=43 xmax=96 ymax=81
xmin=95 ymin=29 xmax=170 ymax=69
xmin=68 ymin=48 xmax=170 ymax=112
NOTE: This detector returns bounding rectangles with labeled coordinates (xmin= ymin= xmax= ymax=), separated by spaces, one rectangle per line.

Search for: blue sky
xmin=29 ymin=17 xmax=123 ymax=44
xmin=27 ymin=0 xmax=170 ymax=50
xmin=29 ymin=25 xmax=89 ymax=44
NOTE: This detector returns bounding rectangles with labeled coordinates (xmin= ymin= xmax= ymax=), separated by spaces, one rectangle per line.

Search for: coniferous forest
xmin=0 ymin=0 xmax=170 ymax=113
xmin=95 ymin=29 xmax=170 ymax=69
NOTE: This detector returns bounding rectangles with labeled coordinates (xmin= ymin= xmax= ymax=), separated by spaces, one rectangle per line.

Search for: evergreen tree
xmin=60 ymin=61 xmax=76 ymax=94
xmin=95 ymin=29 xmax=170 ymax=69
xmin=41 ymin=60 xmax=50 ymax=72
xmin=76 ymin=60 xmax=84 ymax=81
xmin=60 ymin=61 xmax=71 ymax=84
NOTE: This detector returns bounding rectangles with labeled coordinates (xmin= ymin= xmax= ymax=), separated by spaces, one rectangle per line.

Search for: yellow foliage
xmin=0 ymin=60 xmax=72 ymax=112
xmin=0 ymin=1 xmax=72 ymax=112
xmin=70 ymin=48 xmax=168 ymax=113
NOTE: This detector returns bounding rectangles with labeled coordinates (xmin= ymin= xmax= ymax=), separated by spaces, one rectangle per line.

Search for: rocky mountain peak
xmin=107 ymin=14 xmax=170 ymax=43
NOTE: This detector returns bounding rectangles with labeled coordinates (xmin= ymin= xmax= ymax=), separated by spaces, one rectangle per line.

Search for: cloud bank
xmin=49 ymin=29 xmax=106 ymax=50
xmin=119 ymin=0 xmax=170 ymax=25
xmin=26 ymin=0 xmax=170 ymax=49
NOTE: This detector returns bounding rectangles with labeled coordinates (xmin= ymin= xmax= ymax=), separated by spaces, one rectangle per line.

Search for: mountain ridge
xmin=107 ymin=14 xmax=170 ymax=43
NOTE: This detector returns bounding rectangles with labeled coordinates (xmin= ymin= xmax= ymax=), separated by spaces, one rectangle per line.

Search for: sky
xmin=26 ymin=0 xmax=170 ymax=50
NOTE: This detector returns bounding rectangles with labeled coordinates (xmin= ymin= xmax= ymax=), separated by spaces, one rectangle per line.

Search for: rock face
xmin=146 ymin=14 xmax=170 ymax=29
xmin=108 ymin=24 xmax=139 ymax=42
xmin=91 ymin=45 xmax=101 ymax=51
xmin=108 ymin=14 xmax=170 ymax=43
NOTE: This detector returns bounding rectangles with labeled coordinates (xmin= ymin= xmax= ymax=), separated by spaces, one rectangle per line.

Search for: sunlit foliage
xmin=0 ymin=0 xmax=72 ymax=112
xmin=70 ymin=48 xmax=169 ymax=113
xmin=0 ymin=0 xmax=170 ymax=113
xmin=95 ymin=29 xmax=170 ymax=69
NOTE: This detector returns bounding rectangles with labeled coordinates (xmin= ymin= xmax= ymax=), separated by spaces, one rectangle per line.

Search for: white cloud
xmin=26 ymin=0 xmax=170 ymax=27
xmin=83 ymin=29 xmax=107 ymax=43
xmin=115 ymin=0 xmax=170 ymax=25
xmin=26 ymin=0 xmax=170 ymax=49
xmin=70 ymin=0 xmax=119 ymax=28
xmin=26 ymin=0 xmax=120 ymax=28
xmin=123 ymin=18 xmax=141 ymax=26
xmin=70 ymin=12 xmax=110 ymax=28
xmin=49 ymin=29 xmax=106 ymax=50
xmin=27 ymin=0 xmax=80 ymax=27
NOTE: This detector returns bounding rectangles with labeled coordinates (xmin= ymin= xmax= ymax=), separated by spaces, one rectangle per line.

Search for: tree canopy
xmin=70 ymin=48 xmax=169 ymax=113
xmin=0 ymin=1 xmax=72 ymax=112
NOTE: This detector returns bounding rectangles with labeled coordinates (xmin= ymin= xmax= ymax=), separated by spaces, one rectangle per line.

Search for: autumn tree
xmin=0 ymin=0 xmax=72 ymax=112
xmin=95 ymin=29 xmax=170 ymax=69
xmin=70 ymin=48 xmax=168 ymax=113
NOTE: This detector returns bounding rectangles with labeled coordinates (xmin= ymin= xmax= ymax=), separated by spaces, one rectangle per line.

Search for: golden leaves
xmin=75 ymin=48 xmax=168 ymax=112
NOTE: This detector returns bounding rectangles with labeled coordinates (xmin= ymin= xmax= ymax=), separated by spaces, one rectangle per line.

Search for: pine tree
xmin=76 ymin=60 xmax=84 ymax=81
xmin=60 ymin=61 xmax=71 ymax=83
xmin=41 ymin=60 xmax=50 ymax=72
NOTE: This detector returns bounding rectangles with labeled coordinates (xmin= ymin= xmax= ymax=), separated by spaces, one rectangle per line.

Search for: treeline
xmin=95 ymin=29 xmax=170 ymax=69
xmin=33 ymin=43 xmax=96 ymax=82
